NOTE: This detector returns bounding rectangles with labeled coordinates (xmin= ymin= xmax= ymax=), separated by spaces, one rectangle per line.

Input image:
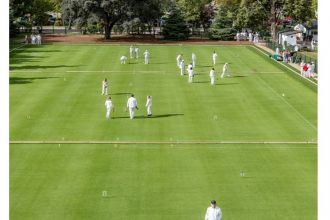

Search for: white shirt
xmin=210 ymin=70 xmax=215 ymax=77
xmin=135 ymin=48 xmax=139 ymax=53
xmin=105 ymin=100 xmax=113 ymax=109
xmin=102 ymin=80 xmax=108 ymax=88
xmin=212 ymin=53 xmax=217 ymax=59
xmin=205 ymin=206 xmax=222 ymax=220
xmin=177 ymin=55 xmax=182 ymax=61
xmin=180 ymin=61 xmax=185 ymax=69
xmin=130 ymin=46 xmax=134 ymax=52
xmin=187 ymin=64 xmax=193 ymax=70
xmin=223 ymin=64 xmax=228 ymax=71
xmin=188 ymin=69 xmax=194 ymax=77
xmin=146 ymin=98 xmax=152 ymax=107
xmin=144 ymin=51 xmax=149 ymax=57
xmin=127 ymin=97 xmax=137 ymax=108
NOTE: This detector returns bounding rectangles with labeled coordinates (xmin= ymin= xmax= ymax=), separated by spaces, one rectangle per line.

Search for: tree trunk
xmin=270 ymin=0 xmax=277 ymax=42
xmin=104 ymin=16 xmax=117 ymax=39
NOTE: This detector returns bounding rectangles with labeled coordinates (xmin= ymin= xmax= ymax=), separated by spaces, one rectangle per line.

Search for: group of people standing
xmin=102 ymin=78 xmax=152 ymax=120
xmin=177 ymin=51 xmax=230 ymax=85
xmin=300 ymin=61 xmax=316 ymax=78
xmin=25 ymin=34 xmax=42 ymax=45
xmin=120 ymin=45 xmax=150 ymax=64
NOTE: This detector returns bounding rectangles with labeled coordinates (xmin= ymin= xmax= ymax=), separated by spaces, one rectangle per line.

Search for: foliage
xmin=162 ymin=4 xmax=190 ymax=40
xmin=208 ymin=27 xmax=236 ymax=40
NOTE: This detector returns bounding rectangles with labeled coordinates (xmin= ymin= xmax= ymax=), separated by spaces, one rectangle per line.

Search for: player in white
xmin=120 ymin=55 xmax=128 ymax=64
xmin=212 ymin=51 xmax=217 ymax=65
xmin=146 ymin=95 xmax=152 ymax=117
xmin=129 ymin=45 xmax=134 ymax=58
xmin=220 ymin=63 xmax=230 ymax=78
xmin=25 ymin=35 xmax=29 ymax=44
xmin=176 ymin=54 xmax=183 ymax=67
xmin=187 ymin=63 xmax=193 ymax=71
xmin=210 ymin=68 xmax=215 ymax=85
xmin=102 ymin=78 xmax=109 ymax=95
xmin=179 ymin=59 xmax=185 ymax=76
xmin=144 ymin=49 xmax=150 ymax=64
xmin=187 ymin=66 xmax=194 ymax=83
xmin=192 ymin=52 xmax=196 ymax=67
xmin=104 ymin=96 xmax=113 ymax=120
xmin=205 ymin=200 xmax=222 ymax=220
xmin=31 ymin=34 xmax=35 ymax=45
xmin=310 ymin=61 xmax=315 ymax=77
xmin=127 ymin=94 xmax=138 ymax=119
xmin=135 ymin=47 xmax=139 ymax=59
xmin=37 ymin=34 xmax=41 ymax=45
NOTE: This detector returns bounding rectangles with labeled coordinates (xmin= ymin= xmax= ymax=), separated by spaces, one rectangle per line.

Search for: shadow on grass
xmin=110 ymin=92 xmax=132 ymax=96
xmin=10 ymin=64 xmax=82 ymax=71
xmin=216 ymin=82 xmax=239 ymax=86
xmin=113 ymin=113 xmax=184 ymax=119
xmin=9 ymin=76 xmax=59 ymax=84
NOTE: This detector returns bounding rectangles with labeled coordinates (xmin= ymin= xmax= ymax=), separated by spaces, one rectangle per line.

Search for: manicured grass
xmin=10 ymin=43 xmax=317 ymax=220
xmin=10 ymin=144 xmax=317 ymax=220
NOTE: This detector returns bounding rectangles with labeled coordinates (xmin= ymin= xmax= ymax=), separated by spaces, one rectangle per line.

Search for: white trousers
xmin=210 ymin=76 xmax=215 ymax=85
xmin=145 ymin=57 xmax=149 ymax=64
xmin=106 ymin=108 xmax=111 ymax=119
xmin=147 ymin=106 xmax=152 ymax=115
xmin=212 ymin=58 xmax=216 ymax=65
xmin=188 ymin=75 xmax=193 ymax=83
xmin=180 ymin=68 xmax=184 ymax=76
xmin=192 ymin=60 xmax=196 ymax=68
xmin=121 ymin=60 xmax=126 ymax=64
xmin=102 ymin=86 xmax=108 ymax=95
xmin=221 ymin=70 xmax=230 ymax=78
xmin=129 ymin=107 xmax=135 ymax=119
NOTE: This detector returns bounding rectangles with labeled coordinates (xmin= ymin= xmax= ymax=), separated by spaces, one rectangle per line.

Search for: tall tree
xmin=85 ymin=0 xmax=135 ymax=39
xmin=162 ymin=3 xmax=190 ymax=40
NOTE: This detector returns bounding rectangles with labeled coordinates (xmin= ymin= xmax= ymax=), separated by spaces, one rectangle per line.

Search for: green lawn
xmin=10 ymin=43 xmax=317 ymax=220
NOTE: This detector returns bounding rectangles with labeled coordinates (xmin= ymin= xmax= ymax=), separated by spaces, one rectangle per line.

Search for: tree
xmin=31 ymin=0 xmax=55 ymax=29
xmin=177 ymin=0 xmax=216 ymax=30
xmin=162 ymin=4 xmax=190 ymax=40
xmin=86 ymin=0 xmax=135 ymax=39
xmin=235 ymin=0 xmax=268 ymax=32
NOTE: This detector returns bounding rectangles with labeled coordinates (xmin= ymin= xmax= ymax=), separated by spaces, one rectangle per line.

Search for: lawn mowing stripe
xmin=9 ymin=44 xmax=26 ymax=53
xmin=9 ymin=140 xmax=317 ymax=145
xmin=255 ymin=73 xmax=317 ymax=131
xmin=251 ymin=45 xmax=317 ymax=86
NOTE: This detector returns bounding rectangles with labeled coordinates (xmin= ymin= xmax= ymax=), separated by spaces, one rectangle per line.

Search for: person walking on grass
xmin=176 ymin=54 xmax=183 ymax=67
xmin=135 ymin=46 xmax=139 ymax=59
xmin=144 ymin=49 xmax=150 ymax=64
xmin=179 ymin=59 xmax=185 ymax=76
xmin=212 ymin=51 xmax=218 ymax=65
xmin=146 ymin=95 xmax=152 ymax=117
xmin=102 ymin=78 xmax=109 ymax=95
xmin=220 ymin=63 xmax=230 ymax=78
xmin=129 ymin=45 xmax=134 ymax=59
xmin=192 ymin=52 xmax=196 ymax=67
xmin=105 ymin=96 xmax=114 ymax=120
xmin=205 ymin=200 xmax=222 ymax=220
xmin=188 ymin=66 xmax=194 ymax=83
xmin=127 ymin=94 xmax=138 ymax=119
xmin=210 ymin=68 xmax=215 ymax=85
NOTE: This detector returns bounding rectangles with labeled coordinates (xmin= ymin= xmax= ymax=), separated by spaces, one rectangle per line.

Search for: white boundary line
xmin=9 ymin=140 xmax=317 ymax=145
xmin=65 ymin=70 xmax=163 ymax=73
xmin=251 ymin=45 xmax=318 ymax=86
xmin=9 ymin=44 xmax=26 ymax=53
